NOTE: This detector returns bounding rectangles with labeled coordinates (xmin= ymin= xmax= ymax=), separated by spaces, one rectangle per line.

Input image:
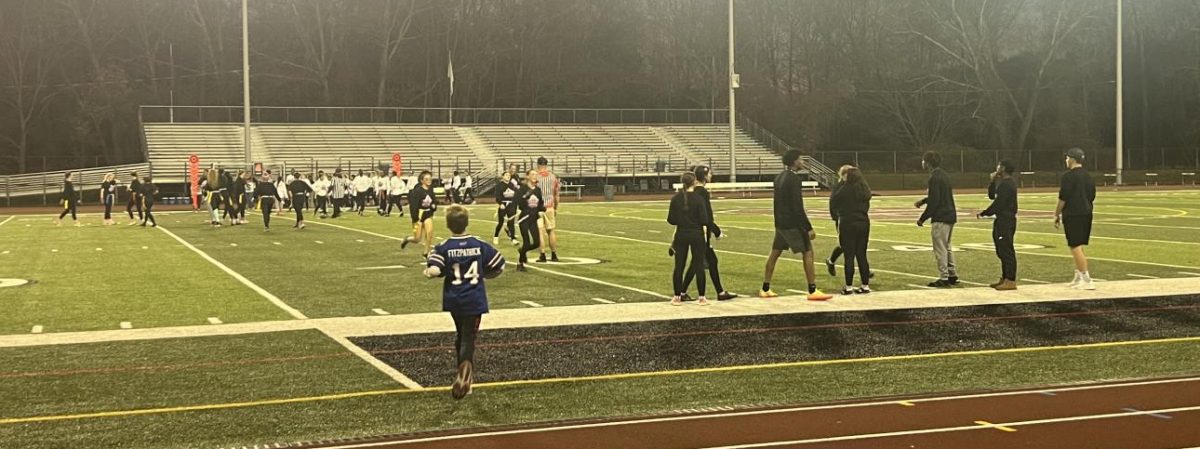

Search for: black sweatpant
xmin=838 ymin=220 xmax=871 ymax=286
xmin=451 ymin=313 xmax=481 ymax=367
xmin=293 ymin=194 xmax=307 ymax=224
xmin=126 ymin=195 xmax=142 ymax=220
xmin=103 ymin=195 xmax=115 ymax=220
xmin=332 ymin=196 xmax=344 ymax=218
xmin=993 ymin=220 xmax=1017 ymax=281
xmin=494 ymin=204 xmax=515 ymax=239
xmin=356 ymin=192 xmax=367 ymax=212
xmin=672 ymin=231 xmax=707 ymax=297
xmin=142 ymin=202 xmax=157 ymax=226
xmin=518 ymin=215 xmax=541 ymax=264
xmin=315 ymin=196 xmax=328 ymax=216
xmin=261 ymin=197 xmax=276 ymax=228
xmin=683 ymin=243 xmax=724 ymax=294
xmin=58 ymin=199 xmax=77 ymax=221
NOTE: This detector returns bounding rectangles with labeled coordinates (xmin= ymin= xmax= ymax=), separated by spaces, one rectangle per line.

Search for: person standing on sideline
xmin=423 ymin=205 xmax=505 ymax=400
xmin=100 ymin=173 xmax=118 ymax=225
xmin=761 ymin=149 xmax=827 ymax=300
xmin=493 ymin=171 xmax=518 ymax=245
xmin=289 ymin=172 xmax=313 ymax=230
xmin=977 ymin=160 xmax=1019 ymax=291
xmin=668 ymin=172 xmax=711 ymax=306
xmin=275 ymin=172 xmax=291 ymax=216
xmin=534 ymin=157 xmax=561 ymax=262
xmin=681 ymin=166 xmax=738 ymax=301
xmin=915 ymin=151 xmax=959 ymax=287
xmin=824 ymin=164 xmax=853 ymax=277
xmin=354 ymin=170 xmax=371 ymax=215
xmin=829 ymin=166 xmax=873 ymax=295
xmin=56 ymin=172 xmax=80 ymax=226
xmin=313 ymin=171 xmax=331 ymax=218
xmin=375 ymin=171 xmax=389 ymax=215
xmin=1055 ymin=147 xmax=1097 ymax=290
xmin=388 ymin=171 xmax=407 ymax=217
xmin=140 ymin=176 xmax=159 ymax=227
xmin=126 ymin=171 xmax=143 ymax=225
xmin=330 ymin=170 xmax=349 ymax=218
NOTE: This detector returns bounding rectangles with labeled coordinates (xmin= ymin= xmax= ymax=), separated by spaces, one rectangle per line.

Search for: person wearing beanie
xmin=978 ymin=160 xmax=1019 ymax=291
xmin=1055 ymin=147 xmax=1097 ymax=290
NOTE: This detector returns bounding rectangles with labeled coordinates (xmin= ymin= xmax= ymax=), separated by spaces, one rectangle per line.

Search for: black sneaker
xmin=947 ymin=276 xmax=959 ymax=285
xmin=517 ymin=264 xmax=527 ymax=272
xmin=536 ymin=254 xmax=547 ymax=263
xmin=927 ymin=279 xmax=952 ymax=288
xmin=855 ymin=286 xmax=872 ymax=294
xmin=717 ymin=291 xmax=738 ymax=301
xmin=841 ymin=286 xmax=855 ymax=295
xmin=869 ymin=271 xmax=876 ymax=279
xmin=400 ymin=237 xmax=411 ymax=250
xmin=680 ymin=293 xmax=693 ymax=302
xmin=451 ymin=361 xmax=473 ymax=400
xmin=826 ymin=259 xmax=836 ymax=277
xmin=550 ymin=253 xmax=559 ymax=262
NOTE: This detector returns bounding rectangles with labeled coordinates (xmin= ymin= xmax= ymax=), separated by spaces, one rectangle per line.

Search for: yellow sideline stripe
xmin=3 ymin=335 xmax=1200 ymax=425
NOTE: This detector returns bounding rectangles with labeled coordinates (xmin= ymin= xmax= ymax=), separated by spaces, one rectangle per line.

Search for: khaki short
xmin=538 ymin=207 xmax=557 ymax=231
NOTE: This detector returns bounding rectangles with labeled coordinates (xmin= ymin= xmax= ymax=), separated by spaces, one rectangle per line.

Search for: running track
xmin=311 ymin=376 xmax=1200 ymax=449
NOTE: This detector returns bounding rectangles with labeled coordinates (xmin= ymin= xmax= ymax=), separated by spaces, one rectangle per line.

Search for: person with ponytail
xmin=828 ymin=166 xmax=873 ymax=295
xmin=493 ymin=171 xmax=518 ymax=246
xmin=100 ymin=173 xmax=117 ymax=225
xmin=667 ymin=172 xmax=711 ymax=306
xmin=55 ymin=172 xmax=80 ymax=226
xmin=680 ymin=166 xmax=737 ymax=301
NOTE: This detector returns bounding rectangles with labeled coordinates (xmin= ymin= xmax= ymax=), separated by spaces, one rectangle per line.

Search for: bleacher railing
xmin=1 ymin=163 xmax=151 ymax=206
xmin=140 ymin=106 xmax=731 ymax=125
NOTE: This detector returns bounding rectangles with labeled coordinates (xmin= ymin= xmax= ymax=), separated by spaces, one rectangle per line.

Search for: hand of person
xmin=1054 ymin=215 xmax=1061 ymax=229
xmin=423 ymin=266 xmax=442 ymax=278
xmin=808 ymin=230 xmax=816 ymax=241
xmin=916 ymin=219 xmax=925 ymax=227
xmin=914 ymin=199 xmax=926 ymax=208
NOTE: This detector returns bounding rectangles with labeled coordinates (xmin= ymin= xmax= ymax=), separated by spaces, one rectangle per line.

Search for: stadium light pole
xmin=727 ymin=0 xmax=737 ymax=183
xmin=241 ymin=0 xmax=252 ymax=166
xmin=1115 ymin=0 xmax=1124 ymax=185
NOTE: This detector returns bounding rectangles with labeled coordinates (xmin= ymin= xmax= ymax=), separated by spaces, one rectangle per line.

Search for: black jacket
xmin=829 ymin=183 xmax=871 ymax=226
xmin=516 ymin=184 xmax=545 ymax=218
xmin=695 ymin=186 xmax=722 ymax=238
xmin=667 ymin=190 xmax=710 ymax=233
xmin=981 ymin=177 xmax=1018 ymax=224
xmin=918 ymin=167 xmax=957 ymax=224
xmin=773 ymin=169 xmax=813 ymax=231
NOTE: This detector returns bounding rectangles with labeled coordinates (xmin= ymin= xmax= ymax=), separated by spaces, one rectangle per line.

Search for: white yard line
xmin=30 ymin=326 xmax=42 ymax=334
xmin=523 ymin=263 xmax=671 ymax=299
xmin=372 ymin=308 xmax=390 ymax=315
xmin=119 ymin=322 xmax=132 ymax=329
xmin=156 ymin=226 xmax=308 ymax=320
xmin=1126 ymin=273 xmax=1160 ymax=279
xmin=519 ymin=301 xmax=545 ymax=308
xmin=906 ymin=284 xmax=935 ymax=290
xmin=356 ymin=265 xmax=407 ymax=270
xmin=589 ymin=297 xmax=615 ymax=304
xmin=319 ymin=329 xmax=424 ymax=390
xmin=0 ymin=216 xmax=14 ymax=227
xmin=948 ymin=222 xmax=1200 ymax=246
xmin=1020 ymin=279 xmax=1050 ymax=284
xmin=1180 ymin=272 xmax=1200 ymax=277
xmin=207 ymin=317 xmax=223 ymax=325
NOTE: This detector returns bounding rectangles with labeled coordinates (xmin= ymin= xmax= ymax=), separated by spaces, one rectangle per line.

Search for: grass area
xmin=1 ymin=334 xmax=1199 ymax=449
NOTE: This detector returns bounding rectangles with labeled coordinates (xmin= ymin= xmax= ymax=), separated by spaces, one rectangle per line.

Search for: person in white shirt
xmin=312 ymin=171 xmax=332 ymax=218
xmin=387 ymin=171 xmax=407 ymax=217
xmin=354 ymin=170 xmax=372 ymax=215
xmin=275 ymin=173 xmax=291 ymax=216
xmin=375 ymin=171 xmax=389 ymax=215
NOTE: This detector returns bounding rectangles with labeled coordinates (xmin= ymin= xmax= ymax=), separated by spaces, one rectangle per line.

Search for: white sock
xmin=1081 ymin=271 xmax=1092 ymax=281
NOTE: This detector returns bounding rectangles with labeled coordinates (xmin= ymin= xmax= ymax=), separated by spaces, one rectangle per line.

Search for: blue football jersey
xmin=428 ymin=236 xmax=505 ymax=315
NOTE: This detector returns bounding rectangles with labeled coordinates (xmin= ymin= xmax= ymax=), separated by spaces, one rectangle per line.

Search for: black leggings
xmin=993 ymin=221 xmax=1017 ymax=281
xmin=103 ymin=195 xmax=114 ymax=220
xmin=494 ymin=204 xmax=515 ymax=239
xmin=58 ymin=199 xmax=77 ymax=221
xmin=838 ymin=221 xmax=871 ymax=286
xmin=452 ymin=313 xmax=481 ymax=366
xmin=518 ymin=215 xmax=541 ymax=264
xmin=293 ymin=194 xmax=307 ymax=223
xmin=143 ymin=202 xmax=156 ymax=226
xmin=315 ymin=196 xmax=328 ymax=215
xmin=261 ymin=198 xmax=275 ymax=228
xmin=356 ymin=192 xmax=367 ymax=212
xmin=126 ymin=195 xmax=142 ymax=220
xmin=683 ymin=243 xmax=724 ymax=293
xmin=672 ymin=232 xmax=707 ymax=297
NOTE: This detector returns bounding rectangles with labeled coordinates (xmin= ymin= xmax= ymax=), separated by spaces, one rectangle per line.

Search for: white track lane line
xmin=319 ymin=329 xmax=423 ymax=390
xmin=314 ymin=377 xmax=1200 ymax=448
xmin=156 ymin=226 xmax=308 ymax=320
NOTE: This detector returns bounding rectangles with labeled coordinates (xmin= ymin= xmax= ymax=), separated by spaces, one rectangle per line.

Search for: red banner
xmin=391 ymin=153 xmax=403 ymax=178
xmin=188 ymin=154 xmax=200 ymax=209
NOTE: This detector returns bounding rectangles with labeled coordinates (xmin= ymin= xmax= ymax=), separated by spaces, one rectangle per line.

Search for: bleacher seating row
xmin=143 ymin=123 xmax=785 ymax=183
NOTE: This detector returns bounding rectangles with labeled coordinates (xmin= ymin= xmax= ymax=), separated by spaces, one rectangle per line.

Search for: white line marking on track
xmin=520 ymin=301 xmax=544 ymax=308
xmin=1127 ymin=273 xmax=1160 ymax=279
xmin=156 ymin=226 xmax=308 ymax=320
xmin=589 ymin=297 xmax=615 ymax=304
xmin=1019 ymin=279 xmax=1050 ymax=284
xmin=372 ymin=308 xmax=390 ymax=315
xmin=119 ymin=322 xmax=132 ymax=329
xmin=1180 ymin=272 xmax=1200 ymax=277
xmin=0 ymin=216 xmax=14 ymax=226
xmin=974 ymin=420 xmax=1018 ymax=432
xmin=313 ymin=378 xmax=1200 ymax=449
xmin=207 ymin=317 xmax=222 ymax=325
xmin=30 ymin=326 xmax=42 ymax=334
xmin=319 ymin=329 xmax=423 ymax=390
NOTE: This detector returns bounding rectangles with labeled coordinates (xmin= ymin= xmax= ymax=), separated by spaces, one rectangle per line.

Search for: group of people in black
xmin=666 ymin=147 xmax=1098 ymax=302
xmin=56 ymin=171 xmax=158 ymax=227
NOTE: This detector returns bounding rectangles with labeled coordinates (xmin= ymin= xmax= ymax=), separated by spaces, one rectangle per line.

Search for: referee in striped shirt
xmin=534 ymin=157 xmax=561 ymax=262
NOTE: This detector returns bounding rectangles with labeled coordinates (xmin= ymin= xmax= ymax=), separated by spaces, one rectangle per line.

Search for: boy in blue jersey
xmin=424 ymin=205 xmax=506 ymax=399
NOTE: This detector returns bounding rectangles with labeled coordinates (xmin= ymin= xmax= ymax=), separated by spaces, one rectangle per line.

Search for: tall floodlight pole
xmin=728 ymin=0 xmax=737 ymax=183
xmin=242 ymin=0 xmax=252 ymax=165
xmin=1115 ymin=0 xmax=1124 ymax=185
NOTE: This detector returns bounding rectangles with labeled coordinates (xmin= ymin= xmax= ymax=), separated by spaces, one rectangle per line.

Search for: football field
xmin=1 ymin=189 xmax=1199 ymax=448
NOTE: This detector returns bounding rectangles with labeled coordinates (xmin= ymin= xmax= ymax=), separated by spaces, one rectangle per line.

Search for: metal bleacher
xmin=253 ymin=124 xmax=479 ymax=176
xmin=474 ymin=125 xmax=689 ymax=177
xmin=658 ymin=125 xmax=781 ymax=176
xmin=144 ymin=124 xmax=246 ymax=182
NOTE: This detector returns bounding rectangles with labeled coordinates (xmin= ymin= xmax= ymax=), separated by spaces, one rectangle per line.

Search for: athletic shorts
xmin=1063 ymin=214 xmax=1092 ymax=248
xmin=772 ymin=228 xmax=812 ymax=254
xmin=538 ymin=207 xmax=557 ymax=230
xmin=412 ymin=209 xmax=434 ymax=224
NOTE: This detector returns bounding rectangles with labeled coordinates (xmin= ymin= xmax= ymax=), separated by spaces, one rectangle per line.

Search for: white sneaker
xmin=511 ymin=239 xmax=520 ymax=246
xmin=492 ymin=237 xmax=499 ymax=245
xmin=1075 ymin=280 xmax=1096 ymax=290
xmin=1068 ymin=271 xmax=1082 ymax=288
